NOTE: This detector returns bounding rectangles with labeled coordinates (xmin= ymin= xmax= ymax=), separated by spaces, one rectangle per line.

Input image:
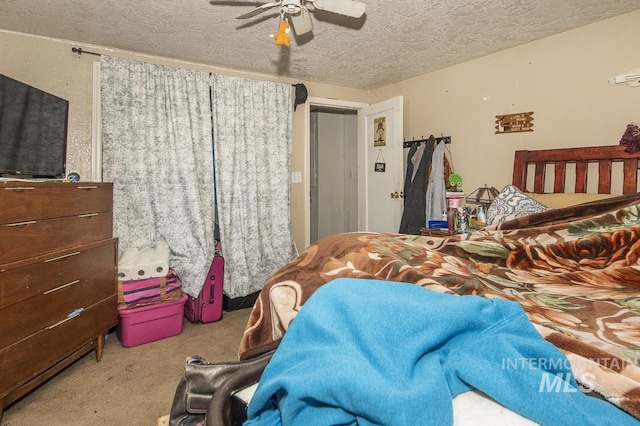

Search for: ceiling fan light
xmin=291 ymin=6 xmax=313 ymax=34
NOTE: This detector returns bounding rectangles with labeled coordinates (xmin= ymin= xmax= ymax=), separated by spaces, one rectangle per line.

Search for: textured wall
xmin=1 ymin=32 xmax=95 ymax=180
xmin=371 ymin=10 xmax=640 ymax=196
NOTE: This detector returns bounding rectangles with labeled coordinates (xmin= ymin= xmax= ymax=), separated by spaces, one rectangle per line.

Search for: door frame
xmin=302 ymin=97 xmax=368 ymax=248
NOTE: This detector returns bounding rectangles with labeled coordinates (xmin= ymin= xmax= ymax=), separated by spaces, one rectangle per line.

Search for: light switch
xmin=291 ymin=171 xmax=302 ymax=183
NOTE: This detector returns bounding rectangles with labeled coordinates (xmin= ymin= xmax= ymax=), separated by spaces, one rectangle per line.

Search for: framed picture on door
xmin=374 ymin=117 xmax=386 ymax=147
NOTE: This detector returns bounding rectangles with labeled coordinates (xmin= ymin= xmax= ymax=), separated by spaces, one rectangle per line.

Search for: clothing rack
xmin=403 ymin=135 xmax=451 ymax=148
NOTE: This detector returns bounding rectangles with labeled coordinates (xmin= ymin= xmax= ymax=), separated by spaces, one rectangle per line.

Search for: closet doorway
xmin=303 ymin=96 xmax=403 ymax=247
xmin=309 ymin=105 xmax=359 ymax=244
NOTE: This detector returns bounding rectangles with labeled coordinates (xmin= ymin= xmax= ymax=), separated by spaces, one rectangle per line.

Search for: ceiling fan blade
xmin=290 ymin=6 xmax=313 ymax=35
xmin=236 ymin=1 xmax=281 ymax=19
xmin=311 ymin=0 xmax=365 ymax=18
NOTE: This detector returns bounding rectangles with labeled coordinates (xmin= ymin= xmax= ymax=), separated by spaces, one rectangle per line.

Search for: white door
xmin=357 ymin=96 xmax=404 ymax=233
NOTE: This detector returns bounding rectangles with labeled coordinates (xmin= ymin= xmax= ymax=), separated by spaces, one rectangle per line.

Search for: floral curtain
xmin=211 ymin=74 xmax=297 ymax=300
xmin=101 ymin=56 xmax=216 ymax=298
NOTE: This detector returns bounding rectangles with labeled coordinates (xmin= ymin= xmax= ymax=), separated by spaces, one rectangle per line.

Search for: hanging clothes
xmin=399 ymin=135 xmax=436 ymax=234
xmin=402 ymin=143 xmax=418 ymax=197
xmin=425 ymin=140 xmax=447 ymax=223
xmin=403 ymin=142 xmax=427 ymax=196
xmin=410 ymin=143 xmax=427 ymax=184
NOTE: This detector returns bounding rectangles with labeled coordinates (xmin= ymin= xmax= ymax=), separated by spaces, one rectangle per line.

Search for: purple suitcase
xmin=184 ymin=254 xmax=224 ymax=323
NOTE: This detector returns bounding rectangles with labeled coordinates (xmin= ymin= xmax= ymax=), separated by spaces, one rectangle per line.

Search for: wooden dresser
xmin=0 ymin=181 xmax=118 ymax=418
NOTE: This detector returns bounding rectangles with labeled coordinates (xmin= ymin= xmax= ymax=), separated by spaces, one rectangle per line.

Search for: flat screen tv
xmin=0 ymin=74 xmax=68 ymax=179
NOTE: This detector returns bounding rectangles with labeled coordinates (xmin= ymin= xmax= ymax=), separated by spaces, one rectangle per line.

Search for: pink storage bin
xmin=116 ymin=294 xmax=187 ymax=347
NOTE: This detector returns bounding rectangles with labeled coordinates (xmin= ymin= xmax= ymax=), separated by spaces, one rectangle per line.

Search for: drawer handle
xmin=78 ymin=213 xmax=99 ymax=219
xmin=6 ymin=220 xmax=37 ymax=227
xmin=77 ymin=186 xmax=98 ymax=190
xmin=4 ymin=187 xmax=35 ymax=192
xmin=44 ymin=280 xmax=81 ymax=294
xmin=47 ymin=308 xmax=84 ymax=330
xmin=45 ymin=252 xmax=81 ymax=262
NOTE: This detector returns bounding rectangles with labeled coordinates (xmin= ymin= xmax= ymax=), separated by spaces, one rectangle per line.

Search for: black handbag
xmin=169 ymin=351 xmax=273 ymax=426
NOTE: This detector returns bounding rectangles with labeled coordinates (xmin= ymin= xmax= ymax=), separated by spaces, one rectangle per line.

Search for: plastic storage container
xmin=428 ymin=220 xmax=448 ymax=229
xmin=116 ymin=294 xmax=187 ymax=347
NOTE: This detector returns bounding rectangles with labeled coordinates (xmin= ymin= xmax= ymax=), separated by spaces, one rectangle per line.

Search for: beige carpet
xmin=1 ymin=308 xmax=251 ymax=426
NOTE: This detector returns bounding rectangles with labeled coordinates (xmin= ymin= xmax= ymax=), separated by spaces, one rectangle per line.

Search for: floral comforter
xmin=239 ymin=193 xmax=640 ymax=419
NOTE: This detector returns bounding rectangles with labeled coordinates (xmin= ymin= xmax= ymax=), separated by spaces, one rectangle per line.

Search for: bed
xmin=204 ymin=144 xmax=640 ymax=425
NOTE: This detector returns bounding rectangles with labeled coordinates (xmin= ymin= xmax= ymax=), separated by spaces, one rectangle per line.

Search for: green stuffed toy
xmin=448 ymin=173 xmax=463 ymax=190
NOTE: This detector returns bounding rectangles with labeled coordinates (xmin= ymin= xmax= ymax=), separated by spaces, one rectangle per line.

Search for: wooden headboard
xmin=512 ymin=145 xmax=640 ymax=195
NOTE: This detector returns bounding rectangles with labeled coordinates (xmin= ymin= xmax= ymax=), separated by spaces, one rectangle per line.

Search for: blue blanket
xmin=245 ymin=278 xmax=638 ymax=425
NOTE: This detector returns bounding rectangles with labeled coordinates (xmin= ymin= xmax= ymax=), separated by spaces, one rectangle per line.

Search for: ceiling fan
xmin=236 ymin=0 xmax=366 ymax=37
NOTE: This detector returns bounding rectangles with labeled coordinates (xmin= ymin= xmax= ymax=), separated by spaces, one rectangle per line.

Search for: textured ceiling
xmin=2 ymin=0 xmax=640 ymax=90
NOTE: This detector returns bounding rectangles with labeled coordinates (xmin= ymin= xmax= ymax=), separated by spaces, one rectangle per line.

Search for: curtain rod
xmin=403 ymin=135 xmax=451 ymax=148
xmin=72 ymin=47 xmax=101 ymax=57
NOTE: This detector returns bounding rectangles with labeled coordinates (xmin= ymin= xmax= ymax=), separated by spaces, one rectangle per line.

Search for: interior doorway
xmin=309 ymin=106 xmax=359 ymax=244
xmin=301 ymin=96 xmax=404 ymax=248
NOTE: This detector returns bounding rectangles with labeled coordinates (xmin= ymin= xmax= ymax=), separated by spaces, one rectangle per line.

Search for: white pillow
xmin=486 ymin=185 xmax=548 ymax=225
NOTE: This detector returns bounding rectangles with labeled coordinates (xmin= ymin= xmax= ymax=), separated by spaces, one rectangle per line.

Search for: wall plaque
xmin=495 ymin=112 xmax=534 ymax=134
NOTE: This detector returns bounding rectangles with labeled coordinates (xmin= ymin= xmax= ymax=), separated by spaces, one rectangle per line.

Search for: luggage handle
xmin=209 ymin=275 xmax=215 ymax=304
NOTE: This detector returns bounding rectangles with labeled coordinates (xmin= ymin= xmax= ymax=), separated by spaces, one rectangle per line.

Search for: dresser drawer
xmin=0 ymin=213 xmax=113 ymax=265
xmin=0 ymin=240 xmax=116 ymax=310
xmin=0 ymin=183 xmax=112 ymax=224
xmin=0 ymin=295 xmax=117 ymax=398
xmin=0 ymin=241 xmax=117 ymax=348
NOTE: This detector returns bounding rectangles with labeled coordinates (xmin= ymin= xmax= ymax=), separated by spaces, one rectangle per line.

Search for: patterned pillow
xmin=486 ymin=185 xmax=548 ymax=225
